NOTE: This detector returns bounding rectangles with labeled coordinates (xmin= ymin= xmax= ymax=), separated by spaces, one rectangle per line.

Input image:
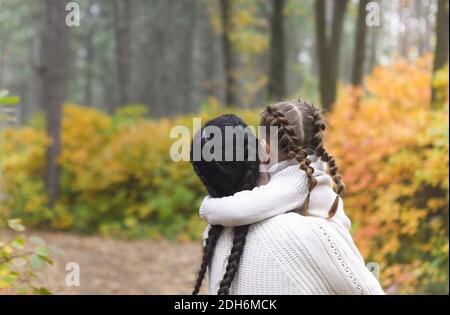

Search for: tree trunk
xmin=220 ymin=0 xmax=236 ymax=106
xmin=84 ymin=2 xmax=95 ymax=106
xmin=29 ymin=2 xmax=47 ymax=120
xmin=432 ymin=0 xmax=449 ymax=103
xmin=174 ymin=0 xmax=196 ymax=114
xmin=415 ymin=0 xmax=426 ymax=56
xmin=84 ymin=31 xmax=94 ymax=106
xmin=197 ymin=2 xmax=222 ymax=102
xmin=423 ymin=1 xmax=434 ymax=54
xmin=352 ymin=0 xmax=369 ymax=86
xmin=315 ymin=0 xmax=349 ymax=111
xmin=0 ymin=31 xmax=7 ymax=88
xmin=399 ymin=1 xmax=410 ymax=60
xmin=114 ymin=0 xmax=132 ymax=107
xmin=315 ymin=0 xmax=329 ymax=110
xmin=41 ymin=0 xmax=68 ymax=207
xmin=328 ymin=0 xmax=349 ymax=108
xmin=268 ymin=0 xmax=286 ymax=100
xmin=365 ymin=23 xmax=378 ymax=75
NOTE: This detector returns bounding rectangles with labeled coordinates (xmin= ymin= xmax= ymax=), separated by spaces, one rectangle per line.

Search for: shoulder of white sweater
xmin=250 ymin=212 xmax=323 ymax=240
xmin=251 ymin=212 xmax=353 ymax=251
xmin=249 ymin=213 xmax=333 ymax=260
xmin=249 ymin=213 xmax=385 ymax=295
xmin=249 ymin=212 xmax=359 ymax=276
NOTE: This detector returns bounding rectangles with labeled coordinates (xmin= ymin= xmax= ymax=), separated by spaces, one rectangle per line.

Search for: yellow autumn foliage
xmin=0 ymin=99 xmax=259 ymax=241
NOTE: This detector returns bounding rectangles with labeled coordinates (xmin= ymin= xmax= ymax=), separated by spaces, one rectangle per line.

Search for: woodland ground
xmin=0 ymin=230 xmax=206 ymax=295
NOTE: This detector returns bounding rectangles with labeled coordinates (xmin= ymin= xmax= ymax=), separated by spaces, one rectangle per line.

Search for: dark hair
xmin=190 ymin=114 xmax=260 ymax=295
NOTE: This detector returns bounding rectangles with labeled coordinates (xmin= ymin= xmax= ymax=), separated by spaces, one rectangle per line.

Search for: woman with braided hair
xmin=196 ymin=100 xmax=384 ymax=294
xmin=190 ymin=114 xmax=264 ymax=295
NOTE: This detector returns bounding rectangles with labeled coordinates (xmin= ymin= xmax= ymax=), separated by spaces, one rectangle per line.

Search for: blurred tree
xmin=268 ymin=0 xmax=286 ymax=100
xmin=365 ymin=19 xmax=378 ymax=75
xmin=64 ymin=0 xmax=117 ymax=111
xmin=84 ymin=0 xmax=95 ymax=106
xmin=97 ymin=2 xmax=117 ymax=112
xmin=41 ymin=0 xmax=69 ymax=206
xmin=283 ymin=1 xmax=318 ymax=102
xmin=0 ymin=0 xmax=446 ymax=119
xmin=398 ymin=0 xmax=412 ymax=59
xmin=352 ymin=0 xmax=369 ymax=86
xmin=114 ymin=0 xmax=132 ymax=107
xmin=432 ymin=0 xmax=449 ymax=103
xmin=171 ymin=0 xmax=197 ymax=115
xmin=416 ymin=0 xmax=431 ymax=56
xmin=0 ymin=0 xmax=40 ymax=122
xmin=0 ymin=2 xmax=6 ymax=88
xmin=220 ymin=0 xmax=237 ymax=106
xmin=315 ymin=0 xmax=349 ymax=111
xmin=191 ymin=0 xmax=224 ymax=107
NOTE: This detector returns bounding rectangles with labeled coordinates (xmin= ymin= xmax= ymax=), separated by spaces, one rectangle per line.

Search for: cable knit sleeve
xmin=310 ymin=222 xmax=385 ymax=295
xmin=199 ymin=166 xmax=309 ymax=227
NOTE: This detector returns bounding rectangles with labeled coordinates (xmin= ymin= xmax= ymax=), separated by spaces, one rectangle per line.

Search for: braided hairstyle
xmin=192 ymin=224 xmax=224 ymax=295
xmin=261 ymin=100 xmax=345 ymax=217
xmin=307 ymin=101 xmax=345 ymax=217
xmin=190 ymin=114 xmax=260 ymax=295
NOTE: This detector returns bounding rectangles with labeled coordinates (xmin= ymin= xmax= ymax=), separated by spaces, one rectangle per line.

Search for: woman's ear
xmin=259 ymin=139 xmax=270 ymax=164
xmin=265 ymin=139 xmax=270 ymax=156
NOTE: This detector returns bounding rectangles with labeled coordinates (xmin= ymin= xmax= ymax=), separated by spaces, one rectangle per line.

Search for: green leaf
xmin=11 ymin=236 xmax=25 ymax=250
xmin=16 ymin=287 xmax=28 ymax=295
xmin=32 ymin=287 xmax=52 ymax=295
xmin=7 ymin=219 xmax=25 ymax=232
xmin=2 ymin=274 xmax=17 ymax=284
xmin=0 ymin=96 xmax=20 ymax=105
xmin=35 ymin=246 xmax=49 ymax=257
xmin=28 ymin=255 xmax=45 ymax=269
xmin=39 ymin=254 xmax=53 ymax=266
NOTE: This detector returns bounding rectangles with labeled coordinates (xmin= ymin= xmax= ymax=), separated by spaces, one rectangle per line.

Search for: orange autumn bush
xmin=326 ymin=58 xmax=449 ymax=294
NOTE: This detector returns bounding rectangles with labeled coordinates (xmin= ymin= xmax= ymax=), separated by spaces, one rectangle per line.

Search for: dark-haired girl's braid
xmin=217 ymin=225 xmax=249 ymax=295
xmin=265 ymin=106 xmax=317 ymax=214
xmin=307 ymin=103 xmax=346 ymax=218
xmin=192 ymin=225 xmax=224 ymax=295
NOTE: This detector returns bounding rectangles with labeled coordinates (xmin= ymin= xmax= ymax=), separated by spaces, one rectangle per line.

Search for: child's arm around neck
xmin=200 ymin=156 xmax=353 ymax=231
xmin=199 ymin=165 xmax=309 ymax=227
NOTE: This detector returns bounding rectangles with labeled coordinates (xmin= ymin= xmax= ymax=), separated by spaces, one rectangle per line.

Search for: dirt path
xmin=1 ymin=230 xmax=207 ymax=295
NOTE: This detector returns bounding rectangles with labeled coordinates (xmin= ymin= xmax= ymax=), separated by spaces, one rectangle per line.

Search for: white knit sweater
xmin=200 ymin=157 xmax=385 ymax=295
